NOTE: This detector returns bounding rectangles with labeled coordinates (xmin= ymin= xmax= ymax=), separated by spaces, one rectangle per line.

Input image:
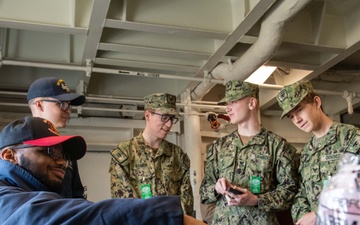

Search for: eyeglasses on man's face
xmin=151 ymin=112 xmax=179 ymax=124
xmin=38 ymin=99 xmax=72 ymax=112
xmin=11 ymin=144 xmax=69 ymax=161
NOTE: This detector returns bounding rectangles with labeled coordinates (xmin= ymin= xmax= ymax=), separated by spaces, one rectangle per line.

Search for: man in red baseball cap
xmin=0 ymin=116 xmax=86 ymax=193
xmin=0 ymin=116 xmax=205 ymax=225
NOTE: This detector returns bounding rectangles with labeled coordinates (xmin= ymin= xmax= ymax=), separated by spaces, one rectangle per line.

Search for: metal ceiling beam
xmin=94 ymin=58 xmax=199 ymax=73
xmin=81 ymin=0 xmax=111 ymax=65
xmin=98 ymin=43 xmax=211 ymax=60
xmin=0 ymin=19 xmax=87 ymax=35
xmin=105 ymin=19 xmax=228 ymax=40
xmin=194 ymin=0 xmax=277 ymax=78
xmin=301 ymin=41 xmax=360 ymax=82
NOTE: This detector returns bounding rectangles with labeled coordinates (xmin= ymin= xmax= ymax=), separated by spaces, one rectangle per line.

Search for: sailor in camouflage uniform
xmin=109 ymin=93 xmax=194 ymax=216
xmin=200 ymin=80 xmax=298 ymax=225
xmin=276 ymin=80 xmax=360 ymax=225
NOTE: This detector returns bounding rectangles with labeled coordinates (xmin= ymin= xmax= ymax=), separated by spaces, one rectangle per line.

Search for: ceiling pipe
xmin=1 ymin=59 xmax=225 ymax=84
xmin=191 ymin=0 xmax=313 ymax=101
xmin=343 ymin=91 xmax=356 ymax=115
xmin=1 ymin=86 xmax=358 ymax=116
xmin=2 ymin=83 xmax=360 ymax=107
xmin=0 ymin=102 xmax=212 ymax=117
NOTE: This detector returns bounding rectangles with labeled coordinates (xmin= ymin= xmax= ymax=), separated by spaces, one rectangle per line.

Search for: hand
xmin=295 ymin=212 xmax=316 ymax=225
xmin=225 ymin=186 xmax=258 ymax=207
xmin=214 ymin=178 xmax=231 ymax=195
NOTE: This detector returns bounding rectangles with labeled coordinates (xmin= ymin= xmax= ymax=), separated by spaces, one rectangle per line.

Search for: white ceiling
xmin=1 ymin=0 xmax=360 ymax=122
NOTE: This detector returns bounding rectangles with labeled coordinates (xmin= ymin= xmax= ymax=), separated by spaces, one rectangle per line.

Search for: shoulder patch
xmin=110 ymin=140 xmax=132 ymax=165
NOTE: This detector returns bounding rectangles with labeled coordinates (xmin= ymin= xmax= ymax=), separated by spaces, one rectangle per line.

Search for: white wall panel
xmin=78 ymin=151 xmax=112 ymax=202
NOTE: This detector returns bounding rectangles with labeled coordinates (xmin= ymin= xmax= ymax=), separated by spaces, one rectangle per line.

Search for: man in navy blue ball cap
xmin=27 ymin=77 xmax=86 ymax=198
xmin=27 ymin=77 xmax=85 ymax=127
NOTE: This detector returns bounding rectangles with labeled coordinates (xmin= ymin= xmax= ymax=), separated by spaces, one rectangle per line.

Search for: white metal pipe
xmin=81 ymin=107 xmax=144 ymax=113
xmin=192 ymin=100 xmax=219 ymax=105
xmin=183 ymin=109 xmax=203 ymax=220
xmin=86 ymin=96 xmax=144 ymax=104
xmin=219 ymin=0 xmax=313 ymax=80
xmin=177 ymin=103 xmax=225 ymax=111
xmin=1 ymin=77 xmax=360 ymax=104
xmin=0 ymin=85 xmax=349 ymax=98
xmin=192 ymin=0 xmax=313 ymax=100
xmin=80 ymin=107 xmax=210 ymax=117
xmin=0 ymin=102 xmax=28 ymax=107
xmin=92 ymin=68 xmax=224 ymax=83
xmin=1 ymin=85 xmax=360 ymax=113
xmin=0 ymin=91 xmax=26 ymax=96
xmin=1 ymin=59 xmax=224 ymax=83
xmin=0 ymin=102 xmax=210 ymax=116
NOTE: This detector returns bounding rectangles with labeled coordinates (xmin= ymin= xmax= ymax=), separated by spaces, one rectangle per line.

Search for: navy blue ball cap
xmin=0 ymin=116 xmax=87 ymax=160
xmin=27 ymin=77 xmax=86 ymax=106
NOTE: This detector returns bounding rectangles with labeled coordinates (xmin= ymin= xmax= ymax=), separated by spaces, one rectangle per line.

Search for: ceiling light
xmin=245 ymin=66 xmax=277 ymax=84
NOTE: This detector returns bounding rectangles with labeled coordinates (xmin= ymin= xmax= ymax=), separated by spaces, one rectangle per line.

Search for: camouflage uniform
xmin=276 ymin=80 xmax=360 ymax=221
xmin=199 ymin=129 xmax=298 ymax=225
xmin=291 ymin=122 xmax=360 ymax=221
xmin=109 ymin=93 xmax=194 ymax=216
xmin=200 ymin=81 xmax=298 ymax=225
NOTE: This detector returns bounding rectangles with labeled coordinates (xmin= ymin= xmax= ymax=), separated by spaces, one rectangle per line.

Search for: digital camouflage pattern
xmin=109 ymin=133 xmax=194 ymax=215
xmin=291 ymin=122 xmax=360 ymax=221
xmin=218 ymin=80 xmax=259 ymax=105
xmin=276 ymin=80 xmax=313 ymax=119
xmin=144 ymin=93 xmax=178 ymax=115
xmin=199 ymin=128 xmax=298 ymax=225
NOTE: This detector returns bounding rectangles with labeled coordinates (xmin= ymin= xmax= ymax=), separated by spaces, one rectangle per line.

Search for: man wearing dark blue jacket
xmin=0 ymin=117 xmax=204 ymax=225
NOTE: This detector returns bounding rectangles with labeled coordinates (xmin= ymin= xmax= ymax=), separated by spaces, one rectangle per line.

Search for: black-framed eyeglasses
xmin=151 ymin=112 xmax=178 ymax=124
xmin=39 ymin=100 xmax=72 ymax=112
xmin=11 ymin=145 xmax=69 ymax=161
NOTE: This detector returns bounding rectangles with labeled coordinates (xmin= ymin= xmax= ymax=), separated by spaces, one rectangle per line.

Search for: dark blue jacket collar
xmin=0 ymin=160 xmax=50 ymax=192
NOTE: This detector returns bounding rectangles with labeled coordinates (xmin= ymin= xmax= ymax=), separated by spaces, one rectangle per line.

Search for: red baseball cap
xmin=0 ymin=117 xmax=86 ymax=160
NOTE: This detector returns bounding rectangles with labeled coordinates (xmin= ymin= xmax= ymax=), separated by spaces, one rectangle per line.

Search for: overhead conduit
xmin=190 ymin=0 xmax=313 ymax=101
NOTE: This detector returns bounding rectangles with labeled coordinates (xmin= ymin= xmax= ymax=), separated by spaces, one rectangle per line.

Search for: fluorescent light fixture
xmin=245 ymin=66 xmax=277 ymax=84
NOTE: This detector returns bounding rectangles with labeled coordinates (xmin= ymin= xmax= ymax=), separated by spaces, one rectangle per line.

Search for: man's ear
xmin=1 ymin=148 xmax=19 ymax=164
xmin=314 ymin=96 xmax=322 ymax=109
xmin=144 ymin=110 xmax=151 ymax=121
xmin=33 ymin=100 xmax=44 ymax=112
xmin=248 ymin=97 xmax=257 ymax=110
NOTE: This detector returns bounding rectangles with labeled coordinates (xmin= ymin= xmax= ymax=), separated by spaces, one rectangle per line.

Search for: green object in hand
xmin=140 ymin=184 xmax=153 ymax=199
xmin=250 ymin=176 xmax=261 ymax=194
